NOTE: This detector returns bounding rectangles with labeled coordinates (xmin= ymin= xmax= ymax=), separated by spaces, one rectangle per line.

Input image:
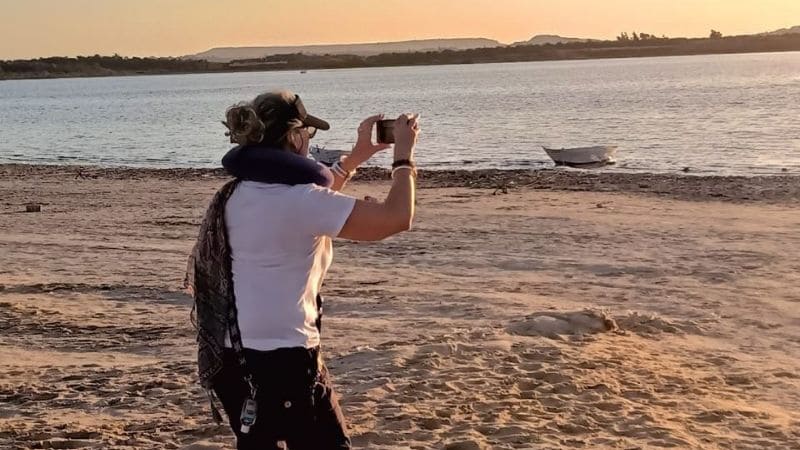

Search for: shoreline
xmin=3 ymin=163 xmax=799 ymax=203
xmin=2 ymin=47 xmax=799 ymax=82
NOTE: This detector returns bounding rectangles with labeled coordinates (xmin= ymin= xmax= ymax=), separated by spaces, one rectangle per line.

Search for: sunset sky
xmin=1 ymin=0 xmax=799 ymax=59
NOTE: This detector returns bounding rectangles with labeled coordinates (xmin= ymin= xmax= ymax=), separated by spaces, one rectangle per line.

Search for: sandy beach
xmin=1 ymin=164 xmax=799 ymax=449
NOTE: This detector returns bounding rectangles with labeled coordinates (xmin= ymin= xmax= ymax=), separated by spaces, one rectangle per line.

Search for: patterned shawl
xmin=184 ymin=179 xmax=240 ymax=388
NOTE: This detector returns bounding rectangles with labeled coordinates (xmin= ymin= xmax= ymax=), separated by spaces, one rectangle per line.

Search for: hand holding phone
xmin=376 ymin=119 xmax=396 ymax=144
xmin=392 ymin=114 xmax=420 ymax=162
xmin=351 ymin=114 xmax=392 ymax=166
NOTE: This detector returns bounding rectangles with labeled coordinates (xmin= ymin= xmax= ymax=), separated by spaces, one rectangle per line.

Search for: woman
xmin=186 ymin=90 xmax=418 ymax=449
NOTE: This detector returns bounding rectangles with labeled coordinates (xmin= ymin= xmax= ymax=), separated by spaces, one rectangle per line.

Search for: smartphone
xmin=376 ymin=119 xmax=396 ymax=144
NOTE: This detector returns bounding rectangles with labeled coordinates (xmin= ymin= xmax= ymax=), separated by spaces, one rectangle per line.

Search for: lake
xmin=1 ymin=52 xmax=799 ymax=175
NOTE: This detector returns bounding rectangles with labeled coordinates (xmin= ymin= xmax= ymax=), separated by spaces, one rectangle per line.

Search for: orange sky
xmin=1 ymin=0 xmax=799 ymax=59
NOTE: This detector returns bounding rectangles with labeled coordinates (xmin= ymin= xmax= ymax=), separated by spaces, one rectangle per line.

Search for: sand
xmin=1 ymin=164 xmax=799 ymax=449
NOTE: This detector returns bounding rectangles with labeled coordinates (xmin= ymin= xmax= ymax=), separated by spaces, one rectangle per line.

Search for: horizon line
xmin=3 ymin=27 xmax=795 ymax=61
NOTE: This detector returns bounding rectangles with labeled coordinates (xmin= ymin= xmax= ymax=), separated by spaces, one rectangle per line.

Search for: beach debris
xmin=682 ymin=167 xmax=691 ymax=173
xmin=25 ymin=203 xmax=42 ymax=213
xmin=357 ymin=280 xmax=387 ymax=286
xmin=493 ymin=186 xmax=509 ymax=195
xmin=75 ymin=169 xmax=99 ymax=179
xmin=596 ymin=203 xmax=605 ymax=208
xmin=493 ymin=181 xmax=514 ymax=195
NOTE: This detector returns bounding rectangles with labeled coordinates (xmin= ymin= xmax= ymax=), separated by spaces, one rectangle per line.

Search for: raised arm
xmin=330 ymin=114 xmax=391 ymax=192
xmin=338 ymin=114 xmax=419 ymax=241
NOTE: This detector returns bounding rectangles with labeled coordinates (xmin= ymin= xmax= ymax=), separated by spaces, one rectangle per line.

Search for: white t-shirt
xmin=224 ymin=181 xmax=356 ymax=351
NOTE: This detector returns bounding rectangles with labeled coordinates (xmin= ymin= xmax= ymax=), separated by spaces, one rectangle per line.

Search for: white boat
xmin=543 ymin=146 xmax=618 ymax=167
xmin=309 ymin=145 xmax=350 ymax=166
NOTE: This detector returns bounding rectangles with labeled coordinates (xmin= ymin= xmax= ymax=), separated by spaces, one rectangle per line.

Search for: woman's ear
xmin=288 ymin=129 xmax=302 ymax=153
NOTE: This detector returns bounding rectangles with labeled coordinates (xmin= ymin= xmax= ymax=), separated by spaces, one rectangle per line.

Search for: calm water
xmin=1 ymin=52 xmax=799 ymax=175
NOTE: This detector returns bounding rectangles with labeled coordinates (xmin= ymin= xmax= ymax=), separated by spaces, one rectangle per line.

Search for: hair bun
xmin=222 ymin=103 xmax=266 ymax=145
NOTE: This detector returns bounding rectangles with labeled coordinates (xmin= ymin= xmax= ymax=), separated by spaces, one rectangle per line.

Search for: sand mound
xmin=507 ymin=309 xmax=706 ymax=340
xmin=506 ymin=310 xmax=618 ymax=338
xmin=615 ymin=311 xmax=704 ymax=336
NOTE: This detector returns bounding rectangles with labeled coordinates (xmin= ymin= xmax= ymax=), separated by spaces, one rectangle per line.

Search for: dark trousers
xmin=212 ymin=347 xmax=351 ymax=450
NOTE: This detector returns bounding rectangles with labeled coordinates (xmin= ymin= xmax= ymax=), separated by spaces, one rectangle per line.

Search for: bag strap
xmin=227 ymin=293 xmax=257 ymax=397
xmin=227 ymin=293 xmax=324 ymax=395
xmin=217 ymin=291 xmax=324 ymax=429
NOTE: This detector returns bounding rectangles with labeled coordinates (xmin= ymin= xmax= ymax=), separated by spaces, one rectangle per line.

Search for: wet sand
xmin=1 ymin=164 xmax=799 ymax=449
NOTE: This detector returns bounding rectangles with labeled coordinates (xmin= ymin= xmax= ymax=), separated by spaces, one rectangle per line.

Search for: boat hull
xmin=543 ymin=146 xmax=618 ymax=167
xmin=310 ymin=145 xmax=350 ymax=166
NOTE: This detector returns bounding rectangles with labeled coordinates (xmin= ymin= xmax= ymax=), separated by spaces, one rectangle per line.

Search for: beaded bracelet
xmin=391 ymin=165 xmax=417 ymax=179
xmin=331 ymin=160 xmax=356 ymax=180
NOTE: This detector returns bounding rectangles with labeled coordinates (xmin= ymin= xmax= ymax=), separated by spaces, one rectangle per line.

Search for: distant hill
xmin=511 ymin=34 xmax=592 ymax=46
xmin=186 ymin=38 xmax=503 ymax=62
xmin=760 ymin=25 xmax=800 ymax=36
xmin=184 ymin=28 xmax=800 ymax=63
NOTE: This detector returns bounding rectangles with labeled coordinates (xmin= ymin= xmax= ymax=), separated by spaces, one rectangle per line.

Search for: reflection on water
xmin=1 ymin=52 xmax=799 ymax=176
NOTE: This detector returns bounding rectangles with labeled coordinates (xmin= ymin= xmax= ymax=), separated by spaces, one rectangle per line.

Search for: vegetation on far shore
xmin=2 ymin=32 xmax=799 ymax=80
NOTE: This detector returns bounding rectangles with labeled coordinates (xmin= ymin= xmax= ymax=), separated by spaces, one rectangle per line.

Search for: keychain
xmin=240 ymin=377 xmax=258 ymax=434
xmin=240 ymin=397 xmax=258 ymax=434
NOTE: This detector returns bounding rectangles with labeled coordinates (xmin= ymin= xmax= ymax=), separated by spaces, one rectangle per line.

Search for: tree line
xmin=2 ymin=33 xmax=799 ymax=80
xmin=0 ymin=54 xmax=225 ymax=79
xmin=617 ymin=30 xmax=724 ymax=41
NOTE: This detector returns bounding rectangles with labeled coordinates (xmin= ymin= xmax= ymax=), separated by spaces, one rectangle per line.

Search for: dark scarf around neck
xmin=222 ymin=144 xmax=334 ymax=187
